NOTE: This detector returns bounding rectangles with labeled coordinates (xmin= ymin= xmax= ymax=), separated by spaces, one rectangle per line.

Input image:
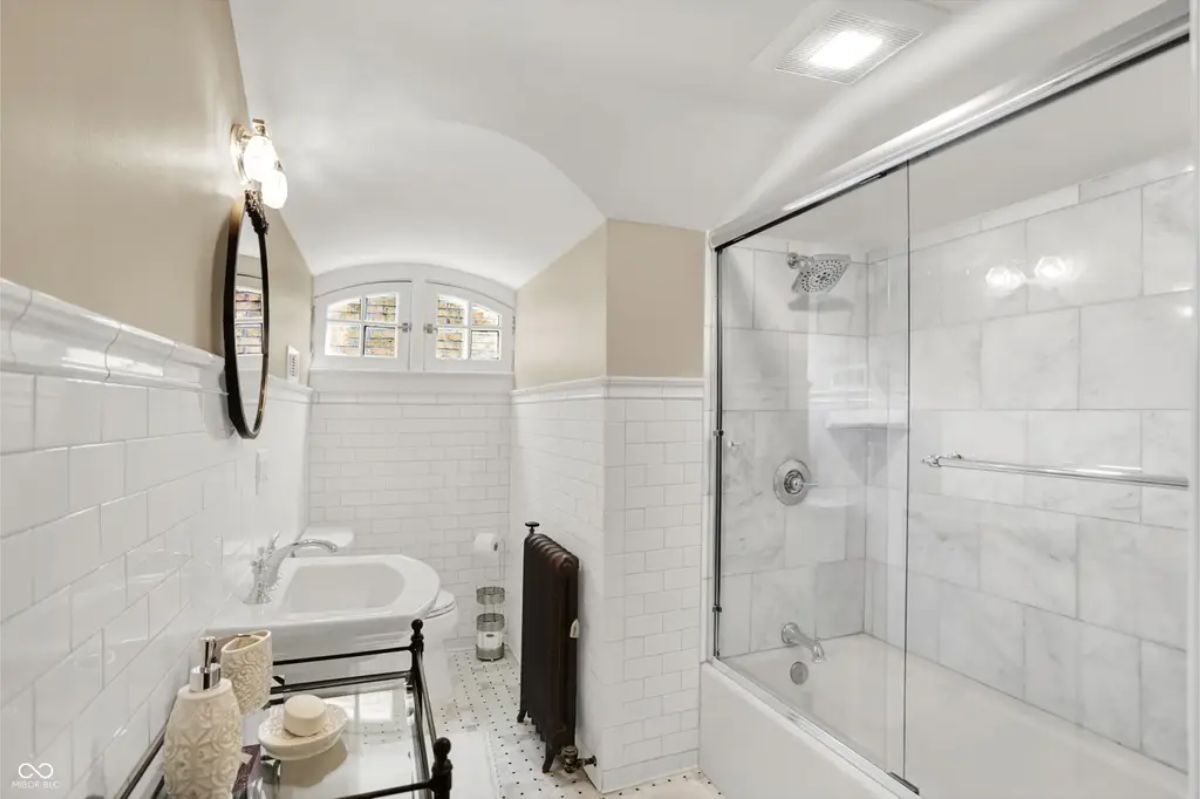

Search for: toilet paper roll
xmin=472 ymin=533 xmax=501 ymax=558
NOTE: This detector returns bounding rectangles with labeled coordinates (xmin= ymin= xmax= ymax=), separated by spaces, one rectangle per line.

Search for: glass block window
xmin=234 ymin=286 xmax=264 ymax=356
xmin=435 ymin=294 xmax=501 ymax=362
xmin=364 ymin=325 xmax=397 ymax=357
xmin=325 ymin=322 xmax=362 ymax=356
xmin=324 ymin=292 xmax=401 ymax=358
xmin=365 ymin=294 xmax=397 ymax=323
xmin=327 ymin=297 xmax=362 ymax=321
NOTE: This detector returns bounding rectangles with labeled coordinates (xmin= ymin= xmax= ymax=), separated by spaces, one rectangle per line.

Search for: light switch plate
xmin=286 ymin=345 xmax=300 ymax=383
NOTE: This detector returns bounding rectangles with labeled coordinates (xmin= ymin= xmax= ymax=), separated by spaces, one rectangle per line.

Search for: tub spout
xmin=781 ymin=622 xmax=826 ymax=663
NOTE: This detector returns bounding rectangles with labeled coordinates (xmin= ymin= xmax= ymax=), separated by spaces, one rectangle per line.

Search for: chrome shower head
xmin=787 ymin=252 xmax=850 ymax=294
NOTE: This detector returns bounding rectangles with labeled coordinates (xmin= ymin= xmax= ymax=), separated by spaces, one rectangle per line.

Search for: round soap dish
xmin=258 ymin=702 xmax=348 ymax=761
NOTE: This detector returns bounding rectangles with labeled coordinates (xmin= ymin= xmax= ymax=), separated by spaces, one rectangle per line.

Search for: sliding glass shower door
xmin=714 ymin=26 xmax=1193 ymax=799
xmin=716 ymin=167 xmax=911 ymax=776
xmin=901 ymin=40 xmax=1193 ymax=799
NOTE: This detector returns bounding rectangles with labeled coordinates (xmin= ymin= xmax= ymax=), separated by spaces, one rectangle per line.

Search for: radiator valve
xmin=560 ymin=746 xmax=597 ymax=774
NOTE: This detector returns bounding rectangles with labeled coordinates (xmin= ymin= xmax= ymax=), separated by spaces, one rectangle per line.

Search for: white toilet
xmin=420 ymin=590 xmax=459 ymax=705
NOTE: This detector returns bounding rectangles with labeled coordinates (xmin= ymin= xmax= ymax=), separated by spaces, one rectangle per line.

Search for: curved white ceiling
xmin=230 ymin=0 xmax=1166 ymax=287
xmin=269 ymin=114 xmax=601 ymax=285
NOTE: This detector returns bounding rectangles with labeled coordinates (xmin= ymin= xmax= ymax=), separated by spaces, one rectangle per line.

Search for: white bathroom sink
xmin=279 ymin=559 xmax=407 ymax=614
xmin=208 ymin=554 xmax=440 ymax=658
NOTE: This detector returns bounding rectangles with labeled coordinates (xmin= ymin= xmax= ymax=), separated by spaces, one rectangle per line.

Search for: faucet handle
xmin=252 ymin=535 xmax=278 ymax=571
xmin=261 ymin=533 xmax=279 ymax=556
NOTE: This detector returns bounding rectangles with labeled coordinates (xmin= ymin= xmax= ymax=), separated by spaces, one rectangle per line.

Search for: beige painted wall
xmin=514 ymin=220 xmax=704 ymax=389
xmin=606 ymin=220 xmax=705 ymax=379
xmin=259 ymin=208 xmax=312 ymax=379
xmin=514 ymin=223 xmax=607 ymax=388
xmin=1 ymin=0 xmax=313 ymax=379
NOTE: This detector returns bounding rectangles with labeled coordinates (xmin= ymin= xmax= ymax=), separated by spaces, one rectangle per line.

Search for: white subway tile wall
xmin=508 ymin=380 xmax=704 ymax=793
xmin=307 ymin=385 xmax=510 ymax=645
xmin=508 ymin=390 xmax=608 ymax=784
xmin=0 ymin=286 xmax=309 ymax=797
xmin=604 ymin=393 xmax=704 ymax=791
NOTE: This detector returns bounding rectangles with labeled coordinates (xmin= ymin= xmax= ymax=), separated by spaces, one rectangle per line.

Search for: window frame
xmin=311 ymin=281 xmax=413 ymax=371
xmin=424 ymin=284 xmax=509 ymax=372
xmin=311 ymin=278 xmax=513 ymax=374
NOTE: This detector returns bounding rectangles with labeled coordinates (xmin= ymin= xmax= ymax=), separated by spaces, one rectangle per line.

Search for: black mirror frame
xmin=223 ymin=190 xmax=271 ymax=439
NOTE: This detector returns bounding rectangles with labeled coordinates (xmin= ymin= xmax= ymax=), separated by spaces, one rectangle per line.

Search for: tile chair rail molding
xmin=0 ymin=283 xmax=316 ymax=430
xmin=0 ymin=277 xmax=312 ymax=401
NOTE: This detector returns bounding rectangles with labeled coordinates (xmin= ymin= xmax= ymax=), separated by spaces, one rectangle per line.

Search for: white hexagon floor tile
xmin=434 ymin=650 xmax=722 ymax=799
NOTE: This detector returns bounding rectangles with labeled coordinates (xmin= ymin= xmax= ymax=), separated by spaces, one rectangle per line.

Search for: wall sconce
xmin=231 ymin=119 xmax=288 ymax=209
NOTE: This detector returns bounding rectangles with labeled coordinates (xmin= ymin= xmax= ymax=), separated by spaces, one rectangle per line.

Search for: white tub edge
xmin=700 ymin=661 xmax=913 ymax=799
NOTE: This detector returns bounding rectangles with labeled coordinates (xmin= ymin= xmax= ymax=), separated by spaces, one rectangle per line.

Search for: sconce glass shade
xmin=242 ymin=134 xmax=280 ymax=184
xmin=260 ymin=166 xmax=288 ymax=209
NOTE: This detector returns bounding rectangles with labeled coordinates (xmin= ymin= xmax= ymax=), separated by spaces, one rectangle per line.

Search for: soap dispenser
xmin=163 ymin=636 xmax=243 ymax=798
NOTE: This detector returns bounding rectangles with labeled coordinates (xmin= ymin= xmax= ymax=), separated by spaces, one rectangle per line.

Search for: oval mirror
xmin=223 ymin=190 xmax=270 ymax=438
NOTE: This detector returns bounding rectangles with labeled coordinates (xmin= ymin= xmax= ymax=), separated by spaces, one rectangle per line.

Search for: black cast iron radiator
xmin=516 ymin=522 xmax=580 ymax=772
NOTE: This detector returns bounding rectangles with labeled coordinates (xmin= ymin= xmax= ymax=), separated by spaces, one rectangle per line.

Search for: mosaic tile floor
xmin=435 ymin=650 xmax=723 ymax=799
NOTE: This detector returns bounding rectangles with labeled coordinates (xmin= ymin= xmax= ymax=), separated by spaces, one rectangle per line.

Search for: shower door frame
xmin=710 ymin=0 xmax=1190 ymax=252
xmin=706 ymin=0 xmax=1196 ymax=794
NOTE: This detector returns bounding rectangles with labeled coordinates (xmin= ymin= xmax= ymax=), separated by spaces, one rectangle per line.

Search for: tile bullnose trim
xmin=512 ymin=376 xmax=704 ymax=403
xmin=0 ymin=279 xmax=33 ymax=365
xmin=0 ymin=279 xmax=310 ymax=406
xmin=165 ymin=342 xmax=223 ymax=391
xmin=607 ymin=376 xmax=704 ymax=399
xmin=308 ymin=368 xmax=513 ymax=398
xmin=107 ymin=323 xmax=175 ymax=385
xmin=511 ymin=375 xmax=608 ymax=403
xmin=10 ymin=289 xmax=119 ymax=379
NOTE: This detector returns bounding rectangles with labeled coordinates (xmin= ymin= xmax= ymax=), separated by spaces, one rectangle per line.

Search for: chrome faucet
xmin=247 ymin=534 xmax=339 ymax=604
xmin=781 ymin=622 xmax=826 ymax=663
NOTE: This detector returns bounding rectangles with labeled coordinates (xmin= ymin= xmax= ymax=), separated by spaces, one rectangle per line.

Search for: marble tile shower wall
xmin=508 ymin=380 xmax=704 ymax=793
xmin=307 ymin=386 xmax=510 ymax=646
xmin=867 ymin=156 xmax=1194 ymax=771
xmin=717 ymin=243 xmax=872 ymax=658
xmin=0 ymin=280 xmax=310 ymax=797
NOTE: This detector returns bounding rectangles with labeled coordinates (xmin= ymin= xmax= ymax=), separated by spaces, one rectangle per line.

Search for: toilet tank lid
xmin=299 ymin=525 xmax=355 ymax=549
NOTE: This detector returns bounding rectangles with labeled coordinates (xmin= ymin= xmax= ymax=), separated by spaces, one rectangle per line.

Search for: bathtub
xmin=703 ymin=634 xmax=1185 ymax=799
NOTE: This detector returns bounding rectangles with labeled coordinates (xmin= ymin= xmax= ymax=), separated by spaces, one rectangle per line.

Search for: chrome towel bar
xmin=922 ymin=453 xmax=1189 ymax=490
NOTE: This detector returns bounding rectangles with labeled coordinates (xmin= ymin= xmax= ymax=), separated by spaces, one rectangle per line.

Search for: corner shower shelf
xmin=824 ymin=409 xmax=907 ymax=431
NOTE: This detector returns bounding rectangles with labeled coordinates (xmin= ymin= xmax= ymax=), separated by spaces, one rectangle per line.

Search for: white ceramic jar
xmin=221 ymin=629 xmax=273 ymax=716
xmin=164 ymin=638 xmax=242 ymax=799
